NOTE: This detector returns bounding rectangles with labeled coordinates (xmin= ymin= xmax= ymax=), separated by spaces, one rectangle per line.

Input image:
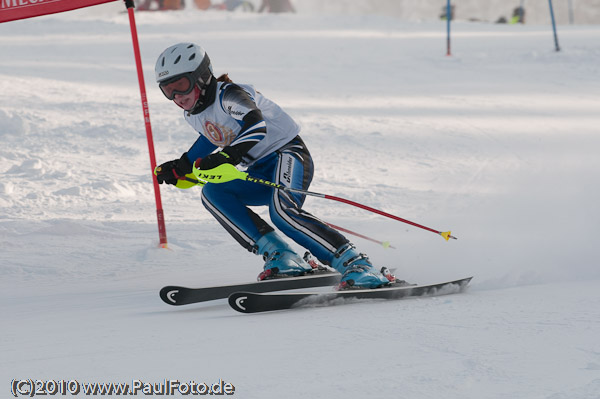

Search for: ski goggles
xmin=159 ymin=74 xmax=195 ymax=100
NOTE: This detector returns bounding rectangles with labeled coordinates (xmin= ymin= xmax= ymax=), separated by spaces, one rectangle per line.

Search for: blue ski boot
xmin=331 ymin=243 xmax=392 ymax=289
xmin=255 ymin=232 xmax=314 ymax=280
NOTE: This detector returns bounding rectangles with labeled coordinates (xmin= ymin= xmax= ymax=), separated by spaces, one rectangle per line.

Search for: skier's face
xmin=173 ymin=85 xmax=200 ymax=111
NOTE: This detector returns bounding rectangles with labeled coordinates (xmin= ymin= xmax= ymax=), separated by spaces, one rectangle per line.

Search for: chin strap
xmin=187 ymin=77 xmax=216 ymax=115
xmin=178 ymin=85 xmax=202 ymax=113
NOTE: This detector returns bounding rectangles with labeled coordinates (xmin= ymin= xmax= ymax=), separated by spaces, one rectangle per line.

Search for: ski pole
xmin=189 ymin=163 xmax=457 ymax=241
xmin=180 ymin=174 xmax=396 ymax=248
xmin=324 ymin=222 xmax=396 ymax=249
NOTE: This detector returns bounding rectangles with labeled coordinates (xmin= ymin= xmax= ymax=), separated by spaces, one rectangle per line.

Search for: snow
xmin=1 ymin=3 xmax=600 ymax=399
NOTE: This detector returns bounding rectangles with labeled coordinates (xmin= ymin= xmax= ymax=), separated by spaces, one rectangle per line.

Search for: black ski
xmin=159 ymin=271 xmax=340 ymax=306
xmin=228 ymin=277 xmax=473 ymax=313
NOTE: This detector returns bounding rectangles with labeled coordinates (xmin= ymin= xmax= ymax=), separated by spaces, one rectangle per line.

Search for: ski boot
xmin=255 ymin=232 xmax=314 ymax=280
xmin=331 ymin=243 xmax=394 ymax=289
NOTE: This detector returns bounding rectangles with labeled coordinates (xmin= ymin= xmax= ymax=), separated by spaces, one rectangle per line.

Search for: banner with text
xmin=1 ymin=0 xmax=117 ymax=23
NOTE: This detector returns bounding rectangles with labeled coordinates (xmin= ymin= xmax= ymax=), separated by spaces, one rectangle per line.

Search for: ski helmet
xmin=155 ymin=43 xmax=214 ymax=106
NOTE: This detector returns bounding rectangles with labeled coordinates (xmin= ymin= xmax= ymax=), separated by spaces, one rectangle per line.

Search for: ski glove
xmin=197 ymin=146 xmax=243 ymax=170
xmin=154 ymin=153 xmax=193 ymax=186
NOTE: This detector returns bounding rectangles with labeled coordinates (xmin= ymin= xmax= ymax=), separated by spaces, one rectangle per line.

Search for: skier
xmin=153 ymin=42 xmax=392 ymax=289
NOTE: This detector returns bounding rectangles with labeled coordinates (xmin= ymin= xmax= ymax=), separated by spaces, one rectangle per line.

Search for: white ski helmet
xmin=155 ymin=43 xmax=214 ymax=101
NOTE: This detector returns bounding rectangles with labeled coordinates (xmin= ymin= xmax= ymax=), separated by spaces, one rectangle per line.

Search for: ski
xmin=228 ymin=277 xmax=473 ymax=313
xmin=159 ymin=271 xmax=341 ymax=306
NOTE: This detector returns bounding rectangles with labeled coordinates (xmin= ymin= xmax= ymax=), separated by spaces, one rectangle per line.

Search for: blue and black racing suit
xmin=182 ymin=80 xmax=348 ymax=264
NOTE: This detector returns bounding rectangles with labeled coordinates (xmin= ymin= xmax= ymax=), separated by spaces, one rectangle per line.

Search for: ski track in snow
xmin=1 ymin=4 xmax=600 ymax=399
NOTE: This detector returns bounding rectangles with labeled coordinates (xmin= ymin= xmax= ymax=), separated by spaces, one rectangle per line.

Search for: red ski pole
xmin=189 ymin=164 xmax=458 ymax=241
xmin=324 ymin=222 xmax=396 ymax=249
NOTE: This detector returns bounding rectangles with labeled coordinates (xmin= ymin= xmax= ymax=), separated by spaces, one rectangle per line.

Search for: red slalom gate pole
xmin=124 ymin=0 xmax=168 ymax=248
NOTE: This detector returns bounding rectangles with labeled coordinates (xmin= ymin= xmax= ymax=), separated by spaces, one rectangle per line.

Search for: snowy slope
xmin=1 ymin=5 xmax=600 ymax=399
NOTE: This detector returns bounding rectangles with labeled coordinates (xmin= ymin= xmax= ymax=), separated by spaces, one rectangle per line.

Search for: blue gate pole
xmin=548 ymin=0 xmax=561 ymax=51
xmin=446 ymin=0 xmax=451 ymax=55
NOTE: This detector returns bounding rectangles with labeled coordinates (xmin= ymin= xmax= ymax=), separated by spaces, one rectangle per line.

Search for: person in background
xmin=137 ymin=0 xmax=184 ymax=11
xmin=510 ymin=6 xmax=526 ymax=24
xmin=195 ymin=0 xmax=255 ymax=11
xmin=439 ymin=3 xmax=455 ymax=20
xmin=194 ymin=0 xmax=211 ymax=10
xmin=258 ymin=0 xmax=295 ymax=13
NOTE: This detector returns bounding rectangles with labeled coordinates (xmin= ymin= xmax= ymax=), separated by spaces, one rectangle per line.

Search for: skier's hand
xmin=175 ymin=173 xmax=203 ymax=189
xmin=197 ymin=146 xmax=242 ymax=170
xmin=154 ymin=153 xmax=193 ymax=185
xmin=192 ymin=159 xmax=246 ymax=185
